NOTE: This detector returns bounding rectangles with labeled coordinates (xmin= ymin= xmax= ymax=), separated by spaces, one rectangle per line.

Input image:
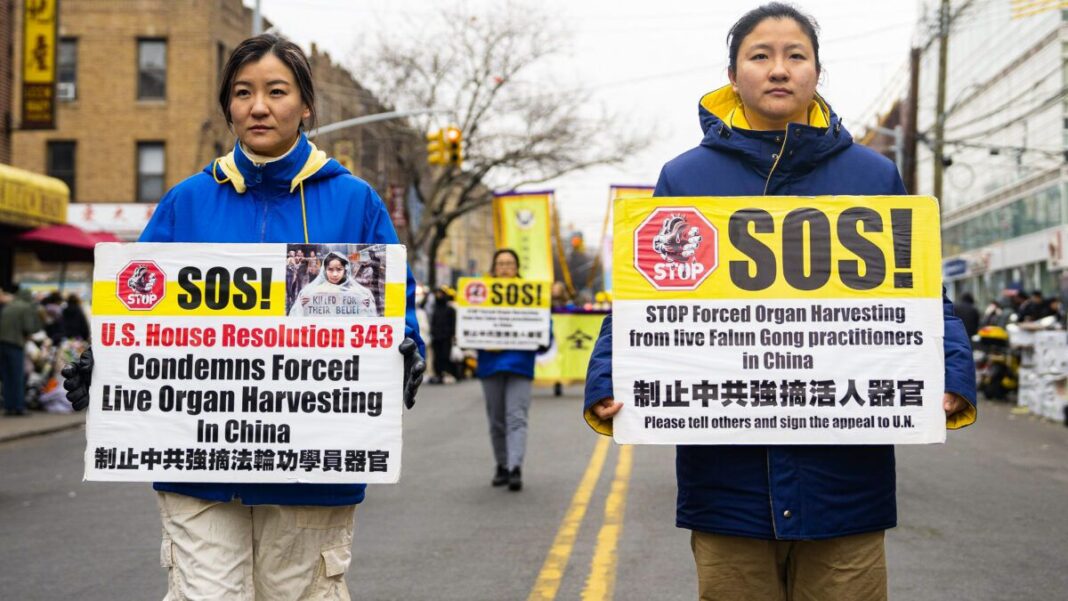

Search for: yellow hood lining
xmin=210 ymin=140 xmax=331 ymax=244
xmin=210 ymin=140 xmax=331 ymax=194
xmin=700 ymin=84 xmax=830 ymax=130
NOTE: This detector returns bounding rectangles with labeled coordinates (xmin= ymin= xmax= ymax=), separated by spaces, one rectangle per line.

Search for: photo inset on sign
xmin=285 ymin=243 xmax=386 ymax=317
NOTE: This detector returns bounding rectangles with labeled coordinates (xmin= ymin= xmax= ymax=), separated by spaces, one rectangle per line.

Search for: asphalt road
xmin=1 ymin=383 xmax=1065 ymax=600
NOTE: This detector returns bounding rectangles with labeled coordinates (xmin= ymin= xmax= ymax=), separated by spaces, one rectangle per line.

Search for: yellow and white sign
xmin=493 ymin=192 xmax=553 ymax=281
xmin=21 ymin=0 xmax=58 ymax=129
xmin=456 ymin=277 xmax=551 ymax=350
xmin=535 ymin=312 xmax=608 ymax=384
xmin=612 ymin=196 xmax=946 ymax=445
xmin=87 ymin=243 xmax=407 ymax=483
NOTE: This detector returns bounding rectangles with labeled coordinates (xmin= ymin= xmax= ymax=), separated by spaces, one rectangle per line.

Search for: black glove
xmin=399 ymin=337 xmax=426 ymax=409
xmin=61 ymin=348 xmax=94 ymax=412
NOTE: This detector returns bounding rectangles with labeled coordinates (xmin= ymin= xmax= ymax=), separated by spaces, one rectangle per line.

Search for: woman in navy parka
xmin=583 ymin=5 xmax=976 ymax=600
xmin=63 ymin=35 xmax=425 ymax=600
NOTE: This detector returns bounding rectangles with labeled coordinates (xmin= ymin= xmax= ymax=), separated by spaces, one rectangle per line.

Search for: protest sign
xmin=86 ymin=243 xmax=406 ymax=483
xmin=456 ymin=277 xmax=551 ymax=350
xmin=612 ymin=197 xmax=946 ymax=445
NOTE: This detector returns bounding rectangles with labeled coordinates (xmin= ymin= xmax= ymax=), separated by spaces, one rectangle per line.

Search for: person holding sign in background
xmin=478 ymin=249 xmax=548 ymax=491
xmin=584 ymin=4 xmax=976 ymax=600
xmin=289 ymin=250 xmax=377 ymax=317
xmin=61 ymin=34 xmax=425 ymax=600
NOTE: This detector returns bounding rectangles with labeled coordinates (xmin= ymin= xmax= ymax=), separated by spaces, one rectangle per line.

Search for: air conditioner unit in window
xmin=57 ymin=82 xmax=76 ymax=101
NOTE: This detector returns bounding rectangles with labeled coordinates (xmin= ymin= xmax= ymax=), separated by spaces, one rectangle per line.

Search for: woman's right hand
xmin=591 ymin=397 xmax=622 ymax=420
xmin=61 ymin=348 xmax=94 ymax=411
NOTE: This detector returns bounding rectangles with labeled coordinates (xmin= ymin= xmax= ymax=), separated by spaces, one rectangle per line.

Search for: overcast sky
xmin=248 ymin=0 xmax=926 ymax=246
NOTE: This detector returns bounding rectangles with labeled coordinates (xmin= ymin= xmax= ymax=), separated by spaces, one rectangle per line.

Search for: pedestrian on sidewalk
xmin=0 ymin=284 xmax=43 ymax=417
xmin=478 ymin=249 xmax=548 ymax=491
xmin=583 ymin=4 xmax=977 ymax=601
xmin=61 ymin=33 xmax=425 ymax=600
xmin=429 ymin=286 xmax=459 ymax=384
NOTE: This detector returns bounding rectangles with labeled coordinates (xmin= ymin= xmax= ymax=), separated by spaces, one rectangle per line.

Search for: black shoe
xmin=492 ymin=465 xmax=509 ymax=487
xmin=508 ymin=467 xmax=522 ymax=491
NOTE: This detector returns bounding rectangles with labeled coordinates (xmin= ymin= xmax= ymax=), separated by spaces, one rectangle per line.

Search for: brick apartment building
xmin=5 ymin=0 xmax=493 ymax=285
xmin=10 ymin=0 xmax=252 ymax=203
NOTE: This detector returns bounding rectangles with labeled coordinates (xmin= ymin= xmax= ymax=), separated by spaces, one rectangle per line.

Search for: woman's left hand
xmin=943 ymin=392 xmax=969 ymax=417
xmin=399 ymin=338 xmax=426 ymax=409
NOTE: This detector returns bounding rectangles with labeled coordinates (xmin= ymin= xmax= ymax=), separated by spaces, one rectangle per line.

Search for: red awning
xmin=15 ymin=224 xmax=121 ymax=262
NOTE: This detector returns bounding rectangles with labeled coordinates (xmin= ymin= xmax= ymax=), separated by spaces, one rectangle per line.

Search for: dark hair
xmin=727 ymin=3 xmax=821 ymax=75
xmin=218 ymin=34 xmax=316 ymax=131
xmin=492 ymin=248 xmax=521 ymax=277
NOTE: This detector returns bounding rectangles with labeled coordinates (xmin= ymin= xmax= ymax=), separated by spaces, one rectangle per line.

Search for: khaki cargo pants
xmin=691 ymin=530 xmax=887 ymax=601
xmin=158 ymin=492 xmax=357 ymax=601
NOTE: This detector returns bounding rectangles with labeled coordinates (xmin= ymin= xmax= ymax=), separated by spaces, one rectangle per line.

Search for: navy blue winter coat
xmin=141 ymin=133 xmax=424 ymax=506
xmin=584 ymin=86 xmax=977 ymax=540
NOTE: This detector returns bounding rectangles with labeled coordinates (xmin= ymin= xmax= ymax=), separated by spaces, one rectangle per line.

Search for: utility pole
xmin=903 ymin=47 xmax=921 ymax=194
xmin=932 ymin=0 xmax=950 ymax=213
xmin=253 ymin=0 xmax=263 ymax=36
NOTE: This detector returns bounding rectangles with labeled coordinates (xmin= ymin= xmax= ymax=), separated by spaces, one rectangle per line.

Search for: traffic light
xmin=444 ymin=125 xmax=463 ymax=168
xmin=426 ymin=129 xmax=447 ymax=165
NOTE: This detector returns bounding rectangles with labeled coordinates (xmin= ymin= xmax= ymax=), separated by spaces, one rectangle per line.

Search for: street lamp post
xmin=307 ymin=108 xmax=448 ymax=139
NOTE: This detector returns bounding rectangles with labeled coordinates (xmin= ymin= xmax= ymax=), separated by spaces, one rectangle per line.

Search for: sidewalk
xmin=0 ymin=411 xmax=85 ymax=443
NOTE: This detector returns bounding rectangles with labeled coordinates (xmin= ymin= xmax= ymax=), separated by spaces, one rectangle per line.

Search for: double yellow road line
xmin=527 ymin=437 xmax=634 ymax=601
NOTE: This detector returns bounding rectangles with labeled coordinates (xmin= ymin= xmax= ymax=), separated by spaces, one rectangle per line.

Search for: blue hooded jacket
xmin=141 ymin=133 xmax=424 ymax=506
xmin=584 ymin=86 xmax=977 ymax=540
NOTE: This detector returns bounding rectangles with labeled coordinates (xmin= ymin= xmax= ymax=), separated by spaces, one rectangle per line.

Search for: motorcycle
xmin=974 ymin=325 xmax=1019 ymax=401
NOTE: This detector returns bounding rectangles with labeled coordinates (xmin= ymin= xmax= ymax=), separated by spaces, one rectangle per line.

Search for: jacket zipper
xmin=260 ymin=199 xmax=268 ymax=242
xmin=766 ymin=449 xmax=779 ymax=539
xmin=256 ymin=165 xmax=268 ymax=242
xmin=762 ymin=128 xmax=790 ymax=196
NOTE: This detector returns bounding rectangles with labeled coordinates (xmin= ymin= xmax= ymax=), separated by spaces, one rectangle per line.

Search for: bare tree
xmin=353 ymin=2 xmax=644 ymax=289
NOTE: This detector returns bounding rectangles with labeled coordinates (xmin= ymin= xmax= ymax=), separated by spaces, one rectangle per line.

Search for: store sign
xmin=0 ymin=163 xmax=68 ymax=227
xmin=21 ymin=0 xmax=58 ymax=129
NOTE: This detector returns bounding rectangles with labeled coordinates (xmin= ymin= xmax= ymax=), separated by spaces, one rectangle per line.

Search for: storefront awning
xmin=0 ymin=163 xmax=69 ymax=228
xmin=16 ymin=224 xmax=120 ymax=262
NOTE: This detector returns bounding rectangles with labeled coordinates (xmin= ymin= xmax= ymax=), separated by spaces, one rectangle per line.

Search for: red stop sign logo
xmin=634 ymin=207 xmax=717 ymax=290
xmin=464 ymin=280 xmax=488 ymax=305
xmin=116 ymin=260 xmax=166 ymax=311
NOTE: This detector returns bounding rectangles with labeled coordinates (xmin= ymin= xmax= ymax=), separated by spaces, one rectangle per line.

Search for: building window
xmin=137 ymin=39 xmax=167 ymax=100
xmin=137 ymin=142 xmax=165 ymax=202
xmin=46 ymin=141 xmax=76 ymax=201
xmin=216 ymin=41 xmax=227 ymax=88
xmin=57 ymin=38 xmax=77 ymax=101
xmin=361 ymin=131 xmax=380 ymax=177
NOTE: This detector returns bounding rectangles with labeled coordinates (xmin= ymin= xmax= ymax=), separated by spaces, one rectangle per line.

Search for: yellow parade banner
xmin=535 ymin=312 xmax=608 ymax=384
xmin=493 ymin=192 xmax=553 ymax=281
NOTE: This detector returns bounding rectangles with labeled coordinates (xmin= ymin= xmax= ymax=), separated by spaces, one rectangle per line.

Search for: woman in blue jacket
xmin=478 ymin=248 xmax=539 ymax=491
xmin=63 ymin=34 xmax=425 ymax=600
xmin=583 ymin=4 xmax=976 ymax=600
